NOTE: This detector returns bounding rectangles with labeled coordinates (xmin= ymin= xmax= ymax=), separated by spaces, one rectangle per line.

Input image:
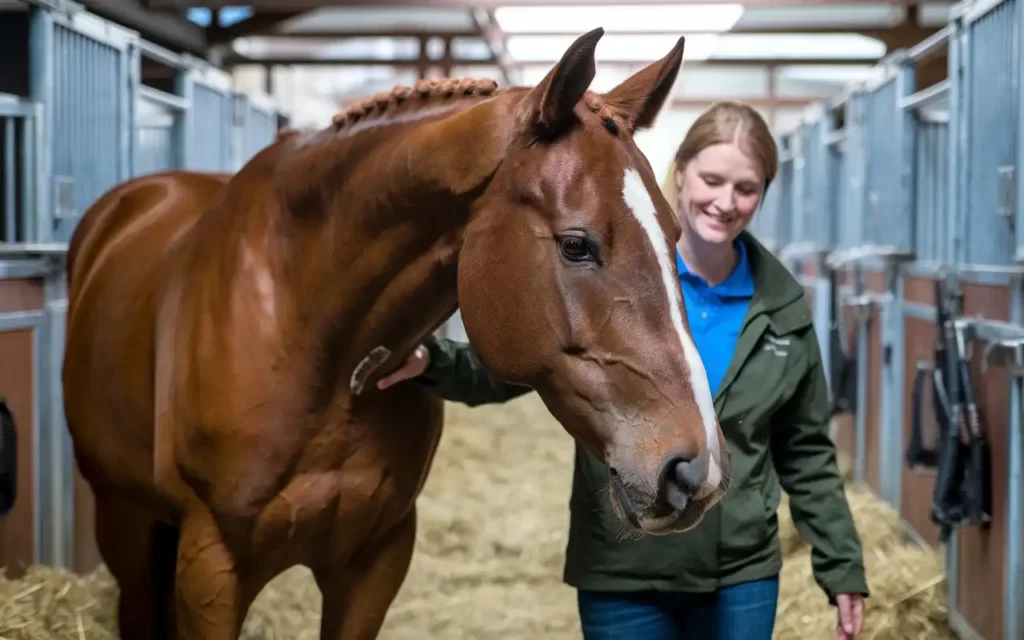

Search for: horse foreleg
xmin=174 ymin=511 xmax=255 ymax=640
xmin=94 ymin=488 xmax=179 ymax=640
xmin=316 ymin=508 xmax=418 ymax=640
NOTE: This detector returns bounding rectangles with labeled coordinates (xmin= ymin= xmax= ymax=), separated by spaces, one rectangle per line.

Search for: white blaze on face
xmin=621 ymin=167 xmax=722 ymax=489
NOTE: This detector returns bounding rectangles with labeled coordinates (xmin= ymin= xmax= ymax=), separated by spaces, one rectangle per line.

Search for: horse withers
xmin=61 ymin=29 xmax=730 ymax=639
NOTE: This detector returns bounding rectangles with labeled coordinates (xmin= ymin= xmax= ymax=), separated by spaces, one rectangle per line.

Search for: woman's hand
xmin=377 ymin=344 xmax=431 ymax=390
xmin=834 ymin=593 xmax=864 ymax=639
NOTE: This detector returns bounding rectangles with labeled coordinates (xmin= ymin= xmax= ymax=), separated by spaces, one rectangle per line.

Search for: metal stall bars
xmin=0 ymin=94 xmax=41 ymax=245
xmin=29 ymin=3 xmax=136 ymax=245
xmin=752 ymin=130 xmax=795 ymax=256
xmin=232 ymin=90 xmax=279 ymax=171
xmin=0 ymin=247 xmax=66 ymax=574
xmin=22 ymin=1 xmax=138 ymax=572
xmin=894 ymin=23 xmax=954 ymax=528
xmin=748 ymin=133 xmax=785 ymax=253
xmin=826 ymin=56 xmax=915 ymax=494
xmin=0 ymin=91 xmax=61 ymax=574
xmin=778 ymin=121 xmax=808 ymax=274
xmin=181 ymin=55 xmax=235 ymax=173
xmin=131 ymin=39 xmax=189 ymax=177
xmin=820 ymin=95 xmax=854 ymax=397
xmin=942 ymin=1 xmax=1024 ymax=638
xmin=777 ymin=102 xmax=842 ymax=386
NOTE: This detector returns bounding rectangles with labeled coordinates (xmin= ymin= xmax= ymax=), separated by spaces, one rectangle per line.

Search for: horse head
xmin=454 ymin=29 xmax=730 ymax=534
xmin=264 ymin=28 xmax=729 ymax=535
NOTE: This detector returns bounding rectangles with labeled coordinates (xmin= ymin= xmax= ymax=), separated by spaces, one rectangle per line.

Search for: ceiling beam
xmin=237 ymin=26 xmax=933 ymax=40
xmin=82 ymin=0 xmax=207 ymax=53
xmin=223 ymin=54 xmax=882 ymax=68
xmin=207 ymin=11 xmax=306 ymax=44
xmin=146 ymin=0 xmax=929 ymax=9
xmin=253 ymin=29 xmax=481 ymax=40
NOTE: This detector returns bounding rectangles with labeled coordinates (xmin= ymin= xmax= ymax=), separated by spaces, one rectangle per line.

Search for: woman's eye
xmin=559 ymin=235 xmax=597 ymax=262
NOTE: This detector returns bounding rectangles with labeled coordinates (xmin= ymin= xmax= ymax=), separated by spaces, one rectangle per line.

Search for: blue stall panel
xmin=134 ymin=91 xmax=177 ymax=177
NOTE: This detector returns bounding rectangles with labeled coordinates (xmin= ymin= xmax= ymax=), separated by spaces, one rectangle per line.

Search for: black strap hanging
xmin=0 ymin=398 xmax=16 ymax=516
xmin=828 ymin=267 xmax=858 ymax=417
xmin=905 ymin=272 xmax=992 ymax=543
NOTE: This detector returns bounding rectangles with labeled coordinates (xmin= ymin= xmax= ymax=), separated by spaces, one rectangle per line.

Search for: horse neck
xmin=255 ymin=87 xmax=523 ymax=409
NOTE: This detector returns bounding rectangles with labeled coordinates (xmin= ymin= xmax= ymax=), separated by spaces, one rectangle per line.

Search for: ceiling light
xmin=506 ymin=33 xmax=722 ymax=63
xmin=494 ymin=4 xmax=745 ymax=34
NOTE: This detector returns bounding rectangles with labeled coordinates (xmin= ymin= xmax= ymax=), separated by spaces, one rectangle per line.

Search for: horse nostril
xmin=657 ymin=454 xmax=706 ymax=512
xmin=673 ymin=458 xmax=705 ymax=493
xmin=609 ymin=466 xmax=620 ymax=478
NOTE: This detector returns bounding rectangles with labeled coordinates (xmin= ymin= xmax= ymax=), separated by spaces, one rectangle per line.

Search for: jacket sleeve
xmin=418 ymin=336 xmax=534 ymax=407
xmin=770 ymin=329 xmax=869 ymax=605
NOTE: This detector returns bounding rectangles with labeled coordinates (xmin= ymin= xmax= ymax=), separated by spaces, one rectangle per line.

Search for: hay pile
xmin=0 ymin=395 xmax=953 ymax=639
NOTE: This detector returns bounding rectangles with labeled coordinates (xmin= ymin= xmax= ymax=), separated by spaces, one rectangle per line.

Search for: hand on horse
xmin=835 ymin=592 xmax=864 ymax=639
xmin=377 ymin=344 xmax=431 ymax=390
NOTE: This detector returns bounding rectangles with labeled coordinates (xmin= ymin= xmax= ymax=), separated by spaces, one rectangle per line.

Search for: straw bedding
xmin=0 ymin=395 xmax=954 ymax=639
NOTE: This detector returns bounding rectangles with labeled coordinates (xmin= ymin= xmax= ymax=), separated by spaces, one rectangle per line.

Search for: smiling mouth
xmin=702 ymin=210 xmax=735 ymax=224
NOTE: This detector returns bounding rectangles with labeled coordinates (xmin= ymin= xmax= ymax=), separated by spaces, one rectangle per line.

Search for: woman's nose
xmin=713 ymin=191 xmax=736 ymax=214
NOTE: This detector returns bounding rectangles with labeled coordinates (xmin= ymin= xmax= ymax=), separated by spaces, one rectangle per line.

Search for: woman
xmin=378 ymin=101 xmax=868 ymax=640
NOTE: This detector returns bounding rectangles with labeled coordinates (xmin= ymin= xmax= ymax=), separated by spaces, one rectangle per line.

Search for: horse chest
xmin=249 ymin=461 xmax=406 ymax=561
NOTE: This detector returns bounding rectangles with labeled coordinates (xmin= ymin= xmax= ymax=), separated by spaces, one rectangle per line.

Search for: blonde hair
xmin=660 ymin=101 xmax=779 ymax=210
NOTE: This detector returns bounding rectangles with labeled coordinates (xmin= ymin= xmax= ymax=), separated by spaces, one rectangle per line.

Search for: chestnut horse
xmin=62 ymin=29 xmax=730 ymax=640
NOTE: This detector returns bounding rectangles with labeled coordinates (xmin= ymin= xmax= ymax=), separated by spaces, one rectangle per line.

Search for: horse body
xmin=65 ymin=160 xmax=451 ymax=636
xmin=63 ymin=29 xmax=732 ymax=640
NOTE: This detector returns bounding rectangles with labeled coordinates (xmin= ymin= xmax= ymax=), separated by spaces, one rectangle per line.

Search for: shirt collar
xmin=675 ymin=238 xmax=755 ymax=299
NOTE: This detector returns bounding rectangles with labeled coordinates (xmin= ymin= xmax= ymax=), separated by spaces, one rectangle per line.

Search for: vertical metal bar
xmin=4 ymin=116 xmax=15 ymax=242
xmin=881 ymin=61 xmax=917 ymax=509
xmin=955 ymin=23 xmax=971 ymax=266
xmin=945 ymin=15 xmax=964 ymax=621
xmin=178 ymin=68 xmax=194 ymax=169
xmin=127 ymin=42 xmax=140 ymax=178
xmin=1007 ymin=276 xmax=1024 ymax=640
xmin=127 ymin=41 xmax=139 ymax=181
xmin=1010 ymin=3 xmax=1024 ymax=634
xmin=45 ymin=268 xmax=71 ymax=570
xmin=854 ymin=268 xmax=868 ymax=485
xmin=32 ymin=309 xmax=49 ymax=566
xmin=28 ymin=6 xmax=54 ymax=244
xmin=23 ymin=110 xmax=37 ymax=244
xmin=172 ymin=67 xmax=187 ymax=170
xmin=852 ymin=93 xmax=867 ymax=248
xmin=793 ymin=126 xmax=805 ymax=250
xmin=1018 ymin=0 xmax=1024 ymax=263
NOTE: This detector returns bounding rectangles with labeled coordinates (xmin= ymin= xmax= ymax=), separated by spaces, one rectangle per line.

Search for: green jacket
xmin=418 ymin=232 xmax=869 ymax=605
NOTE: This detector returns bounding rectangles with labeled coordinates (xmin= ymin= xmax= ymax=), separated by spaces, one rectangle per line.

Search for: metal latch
xmin=997 ymin=165 xmax=1015 ymax=225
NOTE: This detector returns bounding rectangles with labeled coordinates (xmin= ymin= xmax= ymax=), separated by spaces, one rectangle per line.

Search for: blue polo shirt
xmin=675 ymin=239 xmax=755 ymax=398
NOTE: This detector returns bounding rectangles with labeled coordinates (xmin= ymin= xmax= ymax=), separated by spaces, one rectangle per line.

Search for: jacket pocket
xmin=718 ymin=486 xmax=773 ymax=567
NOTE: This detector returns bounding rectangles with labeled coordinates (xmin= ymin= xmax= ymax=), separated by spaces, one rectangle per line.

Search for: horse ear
xmin=522 ymin=27 xmax=603 ymax=134
xmin=602 ymin=36 xmax=686 ymax=134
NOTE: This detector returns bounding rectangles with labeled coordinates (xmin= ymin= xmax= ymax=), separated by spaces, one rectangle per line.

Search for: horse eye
xmin=558 ymin=235 xmax=597 ymax=263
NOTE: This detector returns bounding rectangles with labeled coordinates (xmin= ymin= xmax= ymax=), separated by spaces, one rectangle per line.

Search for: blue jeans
xmin=576 ymin=576 xmax=780 ymax=640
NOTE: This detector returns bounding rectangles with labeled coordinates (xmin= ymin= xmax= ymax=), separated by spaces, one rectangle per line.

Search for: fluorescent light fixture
xmin=494 ymin=4 xmax=745 ymax=34
xmin=710 ymin=34 xmax=886 ymax=60
xmin=506 ymin=33 xmax=886 ymax=64
xmin=506 ymin=34 xmax=722 ymax=62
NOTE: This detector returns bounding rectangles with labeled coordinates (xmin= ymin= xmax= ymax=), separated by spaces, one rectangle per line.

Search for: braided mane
xmin=272 ymin=76 xmax=624 ymax=217
xmin=331 ymin=78 xmax=503 ymax=130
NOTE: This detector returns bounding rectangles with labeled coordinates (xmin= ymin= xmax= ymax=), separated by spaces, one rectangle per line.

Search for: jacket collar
xmin=737 ymin=231 xmax=812 ymax=336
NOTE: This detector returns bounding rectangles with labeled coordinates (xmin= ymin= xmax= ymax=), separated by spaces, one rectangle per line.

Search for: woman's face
xmin=675 ymin=141 xmax=764 ymax=246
